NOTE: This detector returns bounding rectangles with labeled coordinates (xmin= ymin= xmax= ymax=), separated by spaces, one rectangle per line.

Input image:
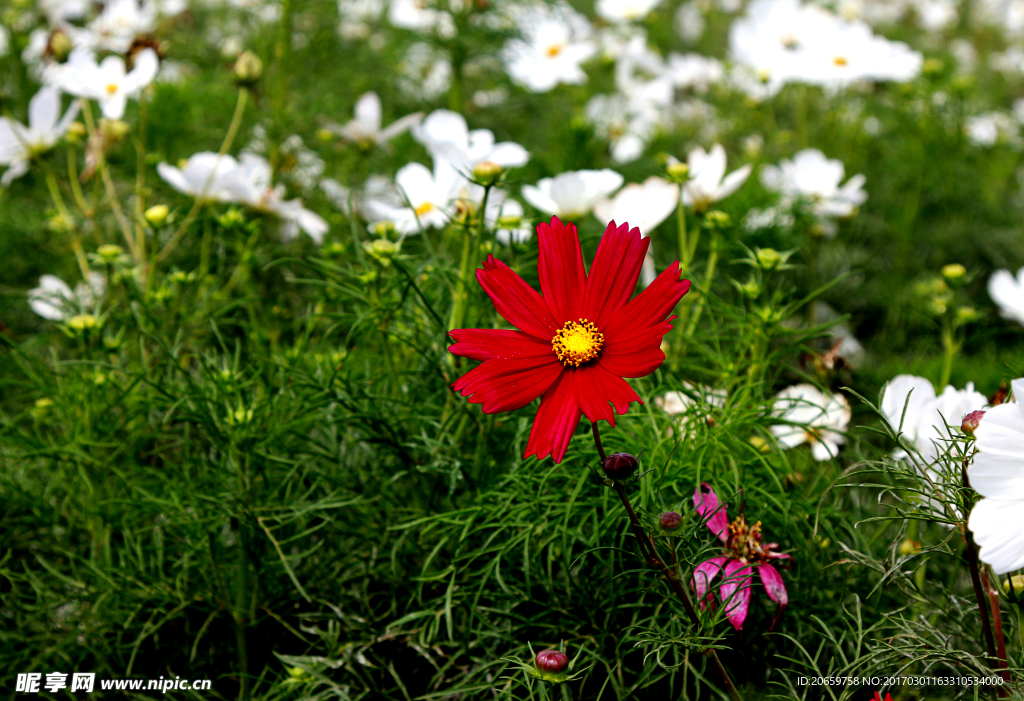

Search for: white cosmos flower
xmin=667 ymin=53 xmax=725 ymax=92
xmin=87 ymin=0 xmax=158 ymax=53
xmin=672 ymin=144 xmax=751 ymax=212
xmin=989 ymin=267 xmax=1024 ymax=327
xmin=593 ymin=176 xmax=679 ymax=286
xmin=522 ymin=169 xmax=624 ymax=219
xmin=596 ymin=0 xmax=661 ymax=23
xmin=760 ymin=148 xmax=866 ymax=235
xmin=59 ymin=47 xmax=159 ymax=120
xmin=0 ymin=86 xmax=80 ymax=187
xmin=966 ymin=378 xmax=1024 ymax=572
xmin=881 ymin=374 xmax=988 ymax=461
xmin=220 ymin=154 xmax=329 ymax=242
xmin=771 ymin=383 xmax=851 ymax=460
xmin=655 ymin=382 xmax=727 ymax=437
xmin=365 ymin=161 xmax=457 ymax=234
xmin=328 ymin=92 xmax=422 ymax=147
xmin=388 ymin=0 xmax=456 ymax=38
xmin=28 ymin=272 xmax=105 ymax=321
xmin=397 ymin=42 xmax=452 ymax=101
xmin=412 ymin=110 xmax=529 ymax=181
xmin=157 ymin=152 xmax=239 ymax=201
xmin=501 ymin=3 xmax=597 ymax=92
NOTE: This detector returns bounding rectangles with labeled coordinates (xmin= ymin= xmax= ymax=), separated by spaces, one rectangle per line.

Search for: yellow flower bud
xmin=473 ymin=160 xmax=503 ymax=183
xmin=97 ymin=244 xmax=124 ymax=260
xmin=1003 ymin=574 xmax=1024 ymax=594
xmin=234 ymin=51 xmax=263 ymax=85
xmin=68 ymin=314 xmax=99 ymax=331
xmin=756 ymin=247 xmax=782 ymax=270
xmin=666 ymin=161 xmax=689 ymax=181
xmin=145 ymin=204 xmax=170 ymax=226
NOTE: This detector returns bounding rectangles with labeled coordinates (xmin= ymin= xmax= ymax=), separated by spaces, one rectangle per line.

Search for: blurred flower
xmin=673 ymin=144 xmax=752 ymax=212
xmin=86 ymin=0 xmax=157 ymax=53
xmin=338 ymin=0 xmax=385 ymax=39
xmin=989 ymin=267 xmax=1024 ymax=326
xmin=365 ymin=161 xmax=457 ymax=234
xmin=966 ymin=111 xmax=1020 ymax=148
xmin=596 ymin=0 xmax=661 ymax=23
xmin=655 ymin=383 xmax=726 ymax=436
xmin=760 ymin=148 xmax=866 ymax=236
xmin=58 ymin=47 xmax=159 ymax=119
xmin=157 ymin=152 xmax=239 ymax=201
xmin=28 ymin=272 xmax=105 ymax=321
xmin=771 ymin=384 xmax=850 ymax=460
xmin=593 ymin=176 xmax=679 ymax=286
xmin=881 ymin=375 xmax=987 ymax=461
xmin=330 ymin=92 xmax=422 ymax=149
xmin=692 ymin=483 xmax=792 ymax=630
xmin=667 ymin=53 xmax=725 ymax=92
xmin=967 ymin=378 xmax=1024 ymax=573
xmin=412 ymin=110 xmax=529 ymax=182
xmin=0 ymin=86 xmax=80 ymax=186
xmin=501 ymin=3 xmax=597 ymax=92
xmin=449 ymin=217 xmax=690 ymax=463
xmin=492 ymin=197 xmax=533 ymax=245
xmin=523 ymin=169 xmax=624 ymax=219
xmin=220 ymin=154 xmax=328 ymax=241
xmin=389 ymin=0 xmax=455 ymax=38
xmin=398 ymin=42 xmax=451 ymax=101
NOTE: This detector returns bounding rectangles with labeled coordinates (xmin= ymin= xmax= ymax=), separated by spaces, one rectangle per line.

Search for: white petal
xmin=968 ymin=403 xmax=1024 ymax=499
xmin=28 ymin=86 xmax=61 ymax=133
xmin=354 ymin=92 xmax=382 ymax=132
xmin=970 ymin=497 xmax=1024 ymax=574
xmin=880 ymin=375 xmax=936 ymax=439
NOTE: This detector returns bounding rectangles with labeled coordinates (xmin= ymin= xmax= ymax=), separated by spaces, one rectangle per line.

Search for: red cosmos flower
xmin=448 ymin=216 xmax=690 ymax=463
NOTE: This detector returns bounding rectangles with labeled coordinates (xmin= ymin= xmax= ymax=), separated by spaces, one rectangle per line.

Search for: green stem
xmin=939 ymin=322 xmax=957 ymax=389
xmin=158 ymin=88 xmax=249 ymax=263
xmin=80 ymin=100 xmax=139 ymax=262
xmin=41 ymin=163 xmax=91 ymax=281
xmin=677 ymin=198 xmax=689 ymax=274
xmin=685 ymin=230 xmax=719 ymax=337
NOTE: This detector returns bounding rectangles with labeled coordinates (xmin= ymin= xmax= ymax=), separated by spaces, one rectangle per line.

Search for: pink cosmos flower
xmin=691 ymin=483 xmax=792 ymax=630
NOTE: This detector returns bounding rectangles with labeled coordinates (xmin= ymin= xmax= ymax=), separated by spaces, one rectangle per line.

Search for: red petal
xmin=605 ymin=261 xmax=691 ymax=339
xmin=692 ymin=483 xmax=729 ymax=542
xmin=758 ymin=563 xmax=788 ymax=630
xmin=573 ymin=362 xmax=641 ymax=427
xmin=452 ymin=357 xmax=562 ymax=414
xmin=536 ymin=216 xmax=585 ymax=322
xmin=476 ymin=255 xmax=560 ymax=341
xmin=693 ymin=556 xmax=729 ymax=606
xmin=524 ymin=371 xmax=581 ymax=463
xmin=448 ymin=328 xmax=553 ymax=362
xmin=720 ymin=559 xmax=754 ymax=631
xmin=581 ymin=221 xmax=649 ymax=328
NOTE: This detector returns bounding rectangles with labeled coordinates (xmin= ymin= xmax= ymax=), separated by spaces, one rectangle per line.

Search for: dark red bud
xmin=535 ymin=649 xmax=568 ymax=674
xmin=962 ymin=410 xmax=985 ymax=434
xmin=602 ymin=452 xmax=638 ymax=480
xmin=659 ymin=511 xmax=683 ymax=531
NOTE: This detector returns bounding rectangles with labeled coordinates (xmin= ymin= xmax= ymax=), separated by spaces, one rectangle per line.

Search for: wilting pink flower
xmin=691 ymin=483 xmax=792 ymax=630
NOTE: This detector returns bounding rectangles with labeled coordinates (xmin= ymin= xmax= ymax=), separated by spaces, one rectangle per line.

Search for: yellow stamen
xmin=415 ymin=202 xmax=434 ymax=217
xmin=833 ymin=56 xmax=848 ymax=67
xmin=106 ymin=83 xmax=118 ymax=94
xmin=551 ymin=318 xmax=604 ymax=367
xmin=546 ymin=44 xmax=564 ymax=58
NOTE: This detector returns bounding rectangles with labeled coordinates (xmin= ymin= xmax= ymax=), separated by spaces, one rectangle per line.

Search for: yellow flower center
xmin=415 ymin=202 xmax=435 ymax=217
xmin=551 ymin=318 xmax=604 ymax=367
xmin=833 ymin=56 xmax=848 ymax=67
xmin=106 ymin=83 xmax=118 ymax=94
xmin=546 ymin=44 xmax=564 ymax=58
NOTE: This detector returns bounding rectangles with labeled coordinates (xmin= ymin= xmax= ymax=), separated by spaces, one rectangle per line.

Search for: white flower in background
xmin=220 ymin=154 xmax=329 ymax=242
xmin=328 ymin=92 xmax=422 ymax=148
xmin=596 ymin=0 xmax=661 ymax=23
xmin=365 ymin=162 xmax=457 ymax=234
xmin=667 ymin=53 xmax=725 ymax=92
xmin=989 ymin=267 xmax=1024 ymax=326
xmin=28 ymin=272 xmax=106 ymax=321
xmin=0 ymin=24 xmax=8 ymax=58
xmin=389 ymin=0 xmax=455 ymax=38
xmin=501 ymin=3 xmax=597 ymax=92
xmin=58 ymin=47 xmax=159 ymax=120
xmin=40 ymin=0 xmax=92 ymax=23
xmin=157 ymin=152 xmax=240 ymax=201
xmin=585 ymin=93 xmax=654 ymax=163
xmin=967 ymin=378 xmax=1024 ymax=573
xmin=760 ymin=148 xmax=866 ymax=235
xmin=674 ymin=2 xmax=706 ymax=42
xmin=412 ymin=110 xmax=529 ymax=180
xmin=771 ymin=384 xmax=851 ymax=460
xmin=338 ymin=0 xmax=385 ymax=39
xmin=673 ymin=144 xmax=752 ymax=212
xmin=493 ymin=198 xmax=533 ymax=245
xmin=86 ymin=0 xmax=157 ymax=53
xmin=881 ymin=374 xmax=988 ymax=461
xmin=593 ymin=176 xmax=679 ymax=286
xmin=0 ymin=86 xmax=80 ymax=187
xmin=398 ymin=42 xmax=452 ymax=101
xmin=522 ymin=169 xmax=624 ymax=219
xmin=974 ymin=0 xmax=1024 ymax=39
xmin=656 ymin=382 xmax=727 ymax=436
xmin=966 ymin=112 xmax=1020 ymax=148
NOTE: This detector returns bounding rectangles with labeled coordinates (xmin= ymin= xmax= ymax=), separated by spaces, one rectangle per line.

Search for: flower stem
xmin=982 ymin=568 xmax=1012 ymax=686
xmin=80 ymin=99 xmax=139 ymax=262
xmin=591 ymin=420 xmax=607 ymax=462
xmin=610 ymin=481 xmax=744 ymax=701
xmin=677 ymin=199 xmax=689 ymax=274
xmin=686 ymin=230 xmax=719 ymax=337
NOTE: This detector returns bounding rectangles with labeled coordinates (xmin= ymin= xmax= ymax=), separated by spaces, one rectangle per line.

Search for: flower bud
xmin=961 ymin=410 xmax=985 ymax=434
xmin=145 ymin=204 xmax=170 ymax=226
xmin=68 ymin=314 xmax=99 ymax=331
xmin=234 ymin=51 xmax=263 ymax=86
xmin=535 ymin=650 xmax=568 ymax=675
xmin=47 ymin=28 xmax=73 ymax=62
xmin=369 ymin=220 xmax=396 ymax=237
xmin=1003 ymin=574 xmax=1024 ymax=594
xmin=666 ymin=161 xmax=689 ymax=181
xmin=659 ymin=511 xmax=683 ymax=531
xmin=602 ymin=452 xmax=638 ymax=481
xmin=101 ymin=119 xmax=130 ymax=141
xmin=922 ymin=58 xmax=944 ymax=76
xmin=956 ymin=306 xmax=978 ymax=324
xmin=97 ymin=244 xmax=124 ymax=261
xmin=704 ymin=210 xmax=731 ymax=229
xmin=898 ymin=538 xmax=921 ymax=556
xmin=66 ymin=121 xmax=86 ymax=142
xmin=941 ymin=263 xmax=966 ymax=284
xmin=755 ymin=247 xmax=782 ymax=270
xmin=473 ymin=160 xmax=503 ymax=184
